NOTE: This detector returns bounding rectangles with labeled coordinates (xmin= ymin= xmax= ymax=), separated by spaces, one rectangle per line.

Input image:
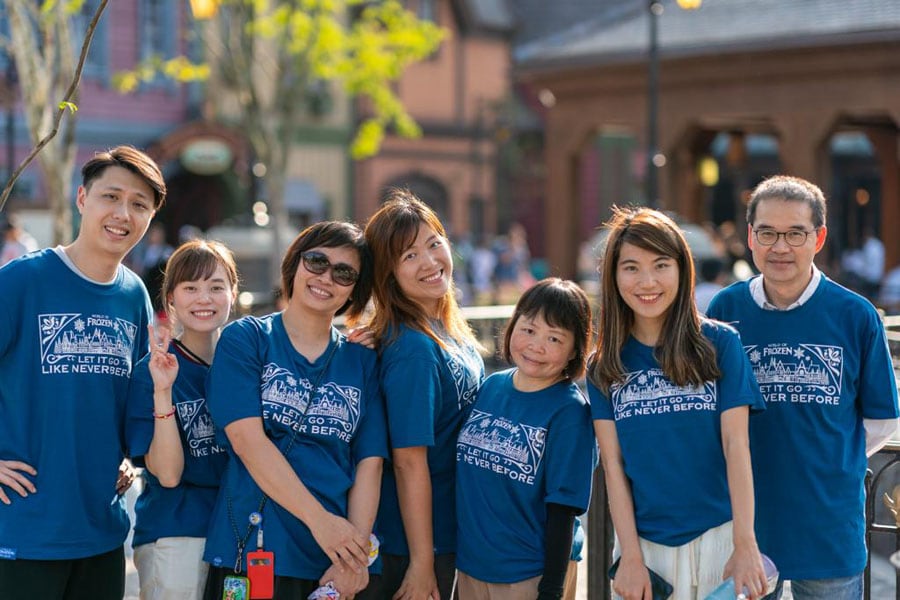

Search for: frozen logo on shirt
xmin=745 ymin=343 xmax=843 ymax=406
xmin=177 ymin=398 xmax=226 ymax=458
xmin=38 ymin=312 xmax=136 ymax=377
xmin=456 ymin=409 xmax=546 ymax=485
xmin=260 ymin=362 xmax=361 ymax=442
xmin=447 ymin=344 xmax=481 ymax=410
xmin=610 ymin=369 xmax=717 ymax=420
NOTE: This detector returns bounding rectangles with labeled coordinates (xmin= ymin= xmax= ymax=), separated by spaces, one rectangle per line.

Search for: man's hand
xmin=0 ymin=460 xmax=37 ymax=505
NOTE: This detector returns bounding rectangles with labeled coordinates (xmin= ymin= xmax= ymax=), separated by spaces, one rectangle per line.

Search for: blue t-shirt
xmin=126 ymin=342 xmax=228 ymax=547
xmin=708 ymin=276 xmax=899 ymax=579
xmin=456 ymin=370 xmax=594 ymax=583
xmin=589 ymin=320 xmax=765 ymax=547
xmin=203 ymin=314 xmax=387 ymax=580
xmin=0 ymin=249 xmax=151 ymax=560
xmin=376 ymin=324 xmax=484 ymax=556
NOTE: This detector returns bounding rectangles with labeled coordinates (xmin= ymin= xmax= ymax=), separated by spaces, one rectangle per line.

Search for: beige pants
xmin=562 ymin=561 xmax=578 ymax=600
xmin=457 ymin=571 xmax=541 ymax=600
xmin=133 ymin=536 xmax=208 ymax=600
xmin=613 ymin=521 xmax=734 ymax=600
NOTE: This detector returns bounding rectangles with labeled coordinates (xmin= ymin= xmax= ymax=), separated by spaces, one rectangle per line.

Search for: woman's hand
xmin=346 ymin=326 xmax=377 ymax=350
xmin=612 ymin=557 xmax=652 ymax=600
xmin=393 ymin=561 xmax=440 ymax=600
xmin=723 ymin=542 xmax=767 ymax=600
xmin=320 ymin=563 xmax=369 ymax=599
xmin=309 ymin=511 xmax=369 ymax=573
xmin=147 ymin=325 xmax=178 ymax=391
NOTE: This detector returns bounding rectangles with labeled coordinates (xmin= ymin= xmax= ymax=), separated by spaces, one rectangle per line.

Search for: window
xmin=71 ymin=0 xmax=109 ymax=81
xmin=138 ymin=0 xmax=177 ymax=87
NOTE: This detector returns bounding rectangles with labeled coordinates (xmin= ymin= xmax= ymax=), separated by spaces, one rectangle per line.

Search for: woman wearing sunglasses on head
xmin=202 ymin=221 xmax=388 ymax=600
xmin=354 ymin=190 xmax=484 ymax=600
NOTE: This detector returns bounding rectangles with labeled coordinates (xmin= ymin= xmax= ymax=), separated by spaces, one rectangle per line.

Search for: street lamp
xmin=646 ymin=0 xmax=701 ymax=207
xmin=189 ymin=0 xmax=219 ymax=20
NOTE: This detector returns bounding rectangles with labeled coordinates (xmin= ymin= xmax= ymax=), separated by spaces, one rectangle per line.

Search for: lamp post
xmin=646 ymin=0 xmax=701 ymax=207
xmin=189 ymin=0 xmax=219 ymax=20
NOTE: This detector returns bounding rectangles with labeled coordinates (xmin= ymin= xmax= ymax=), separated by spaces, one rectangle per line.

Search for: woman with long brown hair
xmin=359 ymin=190 xmax=484 ymax=600
xmin=589 ymin=207 xmax=768 ymax=600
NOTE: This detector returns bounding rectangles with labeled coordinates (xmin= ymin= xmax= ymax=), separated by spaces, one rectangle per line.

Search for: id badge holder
xmin=223 ymin=574 xmax=250 ymax=600
xmin=247 ymin=550 xmax=274 ymax=599
xmin=247 ymin=511 xmax=275 ymax=599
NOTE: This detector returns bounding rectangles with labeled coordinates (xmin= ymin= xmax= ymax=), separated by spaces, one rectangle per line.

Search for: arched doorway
xmin=383 ymin=172 xmax=450 ymax=225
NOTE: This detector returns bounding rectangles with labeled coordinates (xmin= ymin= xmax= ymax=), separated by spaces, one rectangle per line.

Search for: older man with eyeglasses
xmin=707 ymin=175 xmax=899 ymax=600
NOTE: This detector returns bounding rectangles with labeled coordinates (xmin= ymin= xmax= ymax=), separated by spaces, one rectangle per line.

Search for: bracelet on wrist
xmin=153 ymin=407 xmax=176 ymax=420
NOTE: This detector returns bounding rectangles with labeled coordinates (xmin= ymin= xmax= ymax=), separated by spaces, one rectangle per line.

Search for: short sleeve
xmin=587 ymin=379 xmax=614 ymax=421
xmin=714 ymin=326 xmax=766 ymax=414
xmin=544 ymin=397 xmax=595 ymax=512
xmin=125 ymin=356 xmax=155 ymax=464
xmin=207 ymin=319 xmax=265 ymax=434
xmin=858 ymin=308 xmax=900 ymax=419
xmin=352 ymin=365 xmax=389 ymax=463
xmin=381 ymin=355 xmax=440 ymax=448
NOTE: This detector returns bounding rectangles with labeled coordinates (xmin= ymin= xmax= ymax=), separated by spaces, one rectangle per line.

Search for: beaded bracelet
xmin=153 ymin=407 xmax=176 ymax=420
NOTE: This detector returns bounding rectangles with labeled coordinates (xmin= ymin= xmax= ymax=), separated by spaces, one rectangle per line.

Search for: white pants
xmin=613 ymin=521 xmax=733 ymax=600
xmin=133 ymin=536 xmax=208 ymax=600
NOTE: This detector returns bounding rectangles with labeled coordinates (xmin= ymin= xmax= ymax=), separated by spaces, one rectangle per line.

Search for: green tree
xmin=0 ymin=0 xmax=107 ymax=243
xmin=117 ymin=0 xmax=444 ymax=281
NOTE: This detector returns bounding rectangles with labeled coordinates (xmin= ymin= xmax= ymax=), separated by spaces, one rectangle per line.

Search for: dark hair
xmin=161 ymin=240 xmax=239 ymax=314
xmin=280 ymin=221 xmax=372 ymax=318
xmin=589 ymin=206 xmax=720 ymax=392
xmin=81 ymin=145 xmax=167 ymax=209
xmin=364 ymin=188 xmax=477 ymax=349
xmin=746 ymin=175 xmax=826 ymax=228
xmin=501 ymin=278 xmax=593 ymax=380
xmin=698 ymin=257 xmax=723 ymax=283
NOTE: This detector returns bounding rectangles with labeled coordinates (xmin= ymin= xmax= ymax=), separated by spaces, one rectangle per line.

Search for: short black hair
xmin=501 ymin=278 xmax=593 ymax=380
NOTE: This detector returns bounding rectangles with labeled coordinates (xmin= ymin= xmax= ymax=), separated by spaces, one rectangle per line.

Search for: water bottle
xmin=704 ymin=554 xmax=778 ymax=599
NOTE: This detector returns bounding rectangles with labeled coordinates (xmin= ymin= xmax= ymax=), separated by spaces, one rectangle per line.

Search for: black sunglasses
xmin=300 ymin=251 xmax=359 ymax=287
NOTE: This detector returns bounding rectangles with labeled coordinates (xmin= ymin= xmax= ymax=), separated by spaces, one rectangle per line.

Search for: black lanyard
xmin=172 ymin=339 xmax=210 ymax=367
xmin=227 ymin=340 xmax=339 ymax=573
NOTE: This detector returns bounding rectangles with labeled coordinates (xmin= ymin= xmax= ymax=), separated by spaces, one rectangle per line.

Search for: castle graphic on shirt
xmin=38 ymin=312 xmax=137 ymax=377
xmin=609 ymin=369 xmax=717 ymax=420
xmin=745 ymin=343 xmax=843 ymax=403
xmin=259 ymin=362 xmax=361 ymax=442
xmin=457 ymin=409 xmax=546 ymax=485
xmin=447 ymin=345 xmax=481 ymax=410
xmin=177 ymin=398 xmax=226 ymax=457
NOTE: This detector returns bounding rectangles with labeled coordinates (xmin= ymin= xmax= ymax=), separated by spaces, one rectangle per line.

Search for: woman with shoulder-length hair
xmin=589 ymin=207 xmax=768 ymax=600
xmin=357 ymin=190 xmax=484 ymax=600
xmin=202 ymin=221 xmax=387 ymax=600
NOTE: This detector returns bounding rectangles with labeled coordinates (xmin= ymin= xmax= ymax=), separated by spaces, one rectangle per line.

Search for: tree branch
xmin=0 ymin=0 xmax=109 ymax=213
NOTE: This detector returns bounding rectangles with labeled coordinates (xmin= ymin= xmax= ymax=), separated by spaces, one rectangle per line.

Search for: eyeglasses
xmin=753 ymin=228 xmax=817 ymax=247
xmin=300 ymin=251 xmax=359 ymax=286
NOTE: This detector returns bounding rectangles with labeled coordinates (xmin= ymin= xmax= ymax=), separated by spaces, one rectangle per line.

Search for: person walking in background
xmin=0 ymin=146 xmax=166 ymax=599
xmin=589 ymin=207 xmax=767 ymax=600
xmin=0 ymin=212 xmax=39 ymax=267
xmin=126 ymin=240 xmax=238 ymax=600
xmin=694 ymin=257 xmax=727 ymax=315
xmin=455 ymin=278 xmax=595 ymax=600
xmin=707 ymin=176 xmax=899 ymax=600
xmin=358 ymin=191 xmax=484 ymax=600
xmin=202 ymin=221 xmax=386 ymax=599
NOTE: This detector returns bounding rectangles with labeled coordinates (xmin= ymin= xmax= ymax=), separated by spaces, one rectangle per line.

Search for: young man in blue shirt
xmin=0 ymin=146 xmax=166 ymax=599
xmin=708 ymin=175 xmax=899 ymax=600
